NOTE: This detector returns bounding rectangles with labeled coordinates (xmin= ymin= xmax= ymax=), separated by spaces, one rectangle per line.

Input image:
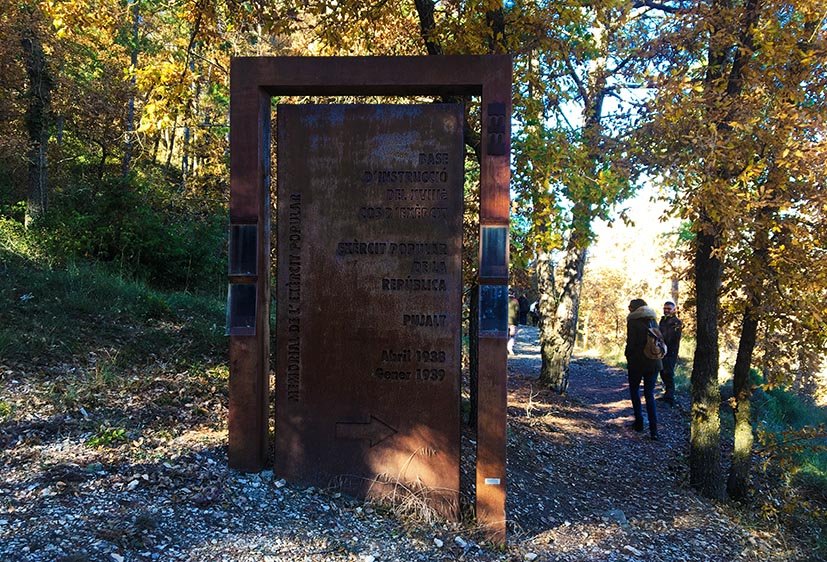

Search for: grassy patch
xmin=0 ymin=400 xmax=12 ymax=421
xmin=755 ymin=385 xmax=827 ymax=489
xmin=86 ymin=425 xmax=128 ymax=448
xmin=1 ymin=239 xmax=225 ymax=367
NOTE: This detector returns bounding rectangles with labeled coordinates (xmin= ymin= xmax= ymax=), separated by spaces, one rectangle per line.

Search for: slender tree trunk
xmin=413 ymin=0 xmax=443 ymax=55
xmin=727 ymin=207 xmax=773 ymax=499
xmin=21 ymin=28 xmax=52 ymax=227
xmin=534 ymin=45 xmax=606 ymax=393
xmin=97 ymin=143 xmax=108 ymax=179
xmin=165 ymin=117 xmax=177 ymax=168
xmin=537 ymin=244 xmax=587 ymax=393
xmin=182 ymin=124 xmax=190 ymax=179
xmin=122 ymin=0 xmax=139 ymax=177
xmin=671 ymin=276 xmax=680 ymax=307
xmin=690 ymin=221 xmax=725 ymax=499
xmin=727 ymin=306 xmax=758 ymax=499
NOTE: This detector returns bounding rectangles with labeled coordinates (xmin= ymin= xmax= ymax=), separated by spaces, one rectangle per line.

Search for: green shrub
xmin=22 ymin=172 xmax=226 ymax=292
xmin=756 ymin=385 xmax=827 ymax=433
xmin=0 ymin=400 xmax=12 ymax=421
xmin=86 ymin=425 xmax=128 ymax=448
xmin=754 ymin=383 xmax=827 ymax=494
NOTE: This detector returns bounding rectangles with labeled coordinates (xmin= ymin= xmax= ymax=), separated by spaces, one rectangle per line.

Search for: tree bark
xmin=122 ymin=0 xmax=139 ymax=177
xmin=726 ymin=205 xmax=773 ymax=499
xmin=537 ymin=243 xmax=587 ymax=393
xmin=727 ymin=306 xmax=758 ymax=499
xmin=671 ymin=275 xmax=680 ymax=307
xmin=21 ymin=27 xmax=52 ymax=227
xmin=165 ymin=116 xmax=177 ymax=168
xmin=689 ymin=222 xmax=725 ymax=499
xmin=413 ymin=0 xmax=443 ymax=55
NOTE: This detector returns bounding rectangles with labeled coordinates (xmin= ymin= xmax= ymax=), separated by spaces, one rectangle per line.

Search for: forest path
xmin=503 ymin=325 xmax=789 ymax=561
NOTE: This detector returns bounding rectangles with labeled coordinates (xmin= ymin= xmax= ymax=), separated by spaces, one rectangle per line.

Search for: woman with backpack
xmin=625 ymin=298 xmax=663 ymax=440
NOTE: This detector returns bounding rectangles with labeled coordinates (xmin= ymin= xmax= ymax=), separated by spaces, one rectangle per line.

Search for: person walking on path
xmin=658 ymin=301 xmax=683 ymax=406
xmin=508 ymin=290 xmax=520 ymax=355
xmin=625 ymin=298 xmax=662 ymax=440
xmin=518 ymin=293 xmax=530 ymax=325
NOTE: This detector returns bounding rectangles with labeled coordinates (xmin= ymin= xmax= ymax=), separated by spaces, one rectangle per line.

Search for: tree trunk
xmin=537 ymin=244 xmax=586 ymax=393
xmin=122 ymin=0 xmax=139 ymax=177
xmin=165 ymin=116 xmax=177 ymax=168
xmin=689 ymin=223 xmax=725 ymax=499
xmin=671 ymin=275 xmax=680 ymax=307
xmin=21 ymin=28 xmax=52 ymax=227
xmin=727 ymin=306 xmax=758 ymax=499
xmin=726 ymin=209 xmax=772 ymax=499
xmin=97 ymin=143 xmax=108 ymax=180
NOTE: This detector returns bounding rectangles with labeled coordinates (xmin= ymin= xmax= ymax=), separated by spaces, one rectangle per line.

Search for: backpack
xmin=644 ymin=327 xmax=668 ymax=360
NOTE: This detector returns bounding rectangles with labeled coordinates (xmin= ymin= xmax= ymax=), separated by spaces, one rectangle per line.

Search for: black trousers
xmin=660 ymin=356 xmax=677 ymax=399
xmin=628 ymin=368 xmax=658 ymax=436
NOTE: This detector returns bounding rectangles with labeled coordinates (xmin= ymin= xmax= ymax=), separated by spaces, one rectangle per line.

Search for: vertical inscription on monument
xmin=285 ymin=193 xmax=302 ymax=402
xmin=275 ymin=105 xmax=463 ymax=516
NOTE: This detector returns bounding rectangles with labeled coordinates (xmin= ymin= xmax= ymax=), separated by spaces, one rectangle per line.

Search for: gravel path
xmin=0 ymin=326 xmax=805 ymax=561
xmin=504 ymin=326 xmax=799 ymax=561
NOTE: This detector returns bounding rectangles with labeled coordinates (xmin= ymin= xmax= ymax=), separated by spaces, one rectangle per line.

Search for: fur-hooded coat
xmin=625 ymin=306 xmax=663 ymax=372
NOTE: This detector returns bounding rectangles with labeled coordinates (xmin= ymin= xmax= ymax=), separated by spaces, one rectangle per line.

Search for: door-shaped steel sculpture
xmin=275 ymin=104 xmax=463 ymax=517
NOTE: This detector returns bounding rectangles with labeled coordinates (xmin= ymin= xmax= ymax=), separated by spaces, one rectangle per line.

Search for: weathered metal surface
xmin=275 ymin=104 xmax=464 ymax=517
xmin=475 ymin=336 xmax=508 ymax=543
xmin=229 ymin=56 xmax=511 ymax=541
xmin=228 ymin=85 xmax=270 ymax=472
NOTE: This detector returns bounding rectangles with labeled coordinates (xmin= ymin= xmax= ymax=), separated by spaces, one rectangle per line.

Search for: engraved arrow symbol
xmin=335 ymin=415 xmax=398 ymax=447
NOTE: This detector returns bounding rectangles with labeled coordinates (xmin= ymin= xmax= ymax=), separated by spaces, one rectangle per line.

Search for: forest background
xmin=1 ymin=0 xmax=825 ymax=552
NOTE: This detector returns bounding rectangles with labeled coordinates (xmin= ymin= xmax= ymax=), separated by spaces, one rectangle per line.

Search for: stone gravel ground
xmin=1 ymin=326 xmax=812 ymax=562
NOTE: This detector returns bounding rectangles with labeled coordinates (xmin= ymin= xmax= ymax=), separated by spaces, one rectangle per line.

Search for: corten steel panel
xmin=475 ymin=336 xmax=508 ymax=542
xmin=233 ymin=56 xmax=509 ymax=97
xmin=228 ymin=55 xmax=511 ymax=540
xmin=228 ymin=86 xmax=270 ymax=471
xmin=275 ymin=104 xmax=464 ymax=517
xmin=477 ymin=62 xmax=511 ymax=544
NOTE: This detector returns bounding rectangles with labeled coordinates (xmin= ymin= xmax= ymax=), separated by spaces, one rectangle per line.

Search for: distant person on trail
xmin=518 ymin=293 xmax=530 ymax=325
xmin=508 ymin=290 xmax=520 ymax=355
xmin=624 ymin=298 xmax=661 ymax=440
xmin=529 ymin=300 xmax=540 ymax=326
xmin=658 ymin=301 xmax=683 ymax=406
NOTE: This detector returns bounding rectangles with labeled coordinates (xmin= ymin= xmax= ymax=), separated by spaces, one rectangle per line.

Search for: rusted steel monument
xmin=227 ymin=56 xmax=511 ymax=541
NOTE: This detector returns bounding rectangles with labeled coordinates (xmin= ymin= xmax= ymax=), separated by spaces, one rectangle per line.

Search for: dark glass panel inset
xmin=226 ymin=283 xmax=257 ymax=336
xmin=480 ymin=226 xmax=508 ymax=279
xmin=229 ymin=224 xmax=258 ymax=276
xmin=479 ymin=284 xmax=508 ymax=335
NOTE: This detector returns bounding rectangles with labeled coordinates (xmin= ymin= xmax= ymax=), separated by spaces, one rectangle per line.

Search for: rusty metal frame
xmin=228 ymin=55 xmax=511 ymax=541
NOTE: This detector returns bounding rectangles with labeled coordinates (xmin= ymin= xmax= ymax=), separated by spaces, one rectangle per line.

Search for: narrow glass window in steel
xmin=228 ymin=224 xmax=257 ymax=276
xmin=480 ymin=225 xmax=508 ymax=279
xmin=226 ymin=283 xmax=257 ymax=335
xmin=479 ymin=284 xmax=508 ymax=335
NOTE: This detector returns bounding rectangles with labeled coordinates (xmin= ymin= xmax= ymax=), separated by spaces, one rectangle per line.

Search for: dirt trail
xmin=503 ymin=325 xmax=794 ymax=561
xmin=1 ymin=323 xmax=805 ymax=561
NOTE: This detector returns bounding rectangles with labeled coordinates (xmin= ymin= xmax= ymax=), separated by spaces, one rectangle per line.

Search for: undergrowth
xmin=1 ymin=167 xmax=227 ymax=292
xmin=0 ymin=223 xmax=226 ymax=366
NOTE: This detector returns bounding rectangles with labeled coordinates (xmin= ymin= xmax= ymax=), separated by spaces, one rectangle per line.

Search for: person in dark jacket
xmin=625 ymin=298 xmax=662 ymax=440
xmin=658 ymin=301 xmax=683 ymax=406
xmin=508 ymin=290 xmax=520 ymax=355
xmin=518 ymin=293 xmax=530 ymax=325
